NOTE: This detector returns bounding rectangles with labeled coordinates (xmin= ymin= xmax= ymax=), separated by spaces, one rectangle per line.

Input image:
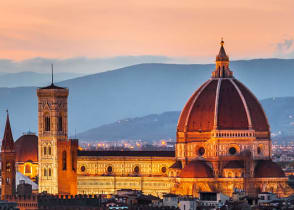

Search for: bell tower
xmin=37 ymin=68 xmax=77 ymax=195
xmin=1 ymin=112 xmax=16 ymax=199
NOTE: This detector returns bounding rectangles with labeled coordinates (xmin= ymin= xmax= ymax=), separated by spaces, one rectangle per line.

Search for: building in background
xmin=15 ymin=133 xmax=38 ymax=181
xmin=1 ymin=113 xmax=16 ymax=199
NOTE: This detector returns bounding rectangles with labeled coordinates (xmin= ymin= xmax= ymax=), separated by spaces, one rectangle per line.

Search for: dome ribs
xmin=217 ymin=79 xmax=249 ymax=130
xmin=233 ymin=79 xmax=269 ymax=132
xmin=186 ymin=80 xmax=218 ymax=132
xmin=177 ymin=80 xmax=212 ymax=132
xmin=230 ymin=79 xmax=253 ymax=129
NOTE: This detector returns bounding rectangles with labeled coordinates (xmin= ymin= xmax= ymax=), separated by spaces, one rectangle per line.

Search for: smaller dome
xmin=254 ymin=160 xmax=285 ymax=178
xmin=15 ymin=134 xmax=38 ymax=162
xmin=179 ymin=160 xmax=214 ymax=178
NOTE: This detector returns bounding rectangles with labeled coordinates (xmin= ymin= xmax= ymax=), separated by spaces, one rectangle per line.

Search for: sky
xmin=0 ymin=0 xmax=294 ymax=73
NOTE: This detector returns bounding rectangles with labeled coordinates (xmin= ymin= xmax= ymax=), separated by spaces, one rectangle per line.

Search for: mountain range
xmin=0 ymin=72 xmax=83 ymax=87
xmin=1 ymin=58 xmax=294 ymax=139
xmin=75 ymin=97 xmax=294 ymax=142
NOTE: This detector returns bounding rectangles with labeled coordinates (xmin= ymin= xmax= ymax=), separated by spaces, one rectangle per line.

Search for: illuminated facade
xmin=15 ymin=134 xmax=39 ymax=181
xmin=34 ymin=40 xmax=293 ymax=197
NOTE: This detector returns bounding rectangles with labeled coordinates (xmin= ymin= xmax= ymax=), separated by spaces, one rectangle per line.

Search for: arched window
xmin=43 ymin=147 xmax=47 ymax=155
xmin=49 ymin=168 xmax=52 ymax=176
xmin=25 ymin=164 xmax=31 ymax=174
xmin=72 ymin=151 xmax=75 ymax=171
xmin=58 ymin=116 xmax=63 ymax=131
xmin=6 ymin=162 xmax=11 ymax=172
xmin=45 ymin=116 xmax=50 ymax=131
xmin=44 ymin=168 xmax=47 ymax=176
xmin=134 ymin=166 xmax=140 ymax=174
xmin=107 ymin=166 xmax=112 ymax=174
xmin=62 ymin=151 xmax=67 ymax=170
xmin=48 ymin=147 xmax=51 ymax=155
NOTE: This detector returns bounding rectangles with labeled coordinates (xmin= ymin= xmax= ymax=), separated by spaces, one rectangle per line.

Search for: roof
xmin=78 ymin=150 xmax=175 ymax=157
xmin=15 ymin=134 xmax=38 ymax=162
xmin=179 ymin=160 xmax=214 ymax=178
xmin=39 ymin=83 xmax=66 ymax=90
xmin=16 ymin=172 xmax=38 ymax=190
xmin=224 ymin=160 xmax=244 ymax=169
xmin=216 ymin=40 xmax=229 ymax=61
xmin=177 ymin=78 xmax=269 ymax=133
xmin=1 ymin=113 xmax=15 ymax=152
xmin=169 ymin=160 xmax=182 ymax=169
xmin=254 ymin=160 xmax=285 ymax=178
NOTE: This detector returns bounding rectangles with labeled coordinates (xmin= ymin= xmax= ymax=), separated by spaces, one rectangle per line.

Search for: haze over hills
xmin=0 ymin=72 xmax=83 ymax=87
xmin=1 ymin=58 xmax=294 ymax=139
xmin=75 ymin=97 xmax=294 ymax=142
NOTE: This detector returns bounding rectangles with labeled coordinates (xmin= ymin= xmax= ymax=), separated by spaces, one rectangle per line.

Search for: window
xmin=45 ymin=116 xmax=50 ymax=131
xmin=6 ymin=162 xmax=11 ymax=172
xmin=161 ymin=167 xmax=167 ymax=173
xmin=48 ymin=147 xmax=51 ymax=155
xmin=49 ymin=168 xmax=52 ymax=176
xmin=107 ymin=166 xmax=112 ymax=174
xmin=6 ymin=178 xmax=10 ymax=184
xmin=25 ymin=164 xmax=31 ymax=174
xmin=257 ymin=147 xmax=261 ymax=154
xmin=81 ymin=166 xmax=86 ymax=172
xmin=44 ymin=168 xmax=47 ymax=176
xmin=72 ymin=151 xmax=75 ymax=171
xmin=58 ymin=116 xmax=63 ymax=131
xmin=134 ymin=166 xmax=140 ymax=174
xmin=198 ymin=147 xmax=205 ymax=156
xmin=62 ymin=151 xmax=67 ymax=170
xmin=229 ymin=147 xmax=237 ymax=155
xmin=44 ymin=147 xmax=47 ymax=155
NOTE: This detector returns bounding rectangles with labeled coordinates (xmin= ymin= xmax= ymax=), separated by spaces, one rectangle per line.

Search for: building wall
xmin=176 ymin=133 xmax=271 ymax=162
xmin=1 ymin=151 xmax=16 ymax=199
xmin=77 ymin=156 xmax=175 ymax=197
xmin=77 ymin=176 xmax=174 ymax=197
xmin=173 ymin=177 xmax=292 ymax=197
xmin=16 ymin=162 xmax=38 ymax=181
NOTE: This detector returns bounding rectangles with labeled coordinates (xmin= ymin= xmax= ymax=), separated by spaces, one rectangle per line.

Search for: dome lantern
xmin=212 ymin=39 xmax=233 ymax=78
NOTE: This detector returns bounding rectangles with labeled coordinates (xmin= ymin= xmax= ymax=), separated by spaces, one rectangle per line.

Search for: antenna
xmin=51 ymin=64 xmax=54 ymax=85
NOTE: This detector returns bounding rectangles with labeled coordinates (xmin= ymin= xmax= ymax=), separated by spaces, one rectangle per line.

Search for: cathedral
xmin=2 ymin=40 xmax=293 ymax=199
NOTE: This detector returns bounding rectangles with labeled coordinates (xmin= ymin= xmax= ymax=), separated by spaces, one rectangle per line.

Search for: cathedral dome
xmin=15 ymin=133 xmax=38 ymax=162
xmin=254 ymin=160 xmax=285 ymax=178
xmin=177 ymin=41 xmax=269 ymax=135
xmin=179 ymin=160 xmax=214 ymax=178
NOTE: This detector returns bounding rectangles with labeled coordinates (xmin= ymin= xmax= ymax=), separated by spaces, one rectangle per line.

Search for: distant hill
xmin=76 ymin=97 xmax=294 ymax=142
xmin=76 ymin=111 xmax=180 ymax=141
xmin=0 ymin=72 xmax=83 ymax=87
xmin=1 ymin=59 xmax=294 ymax=138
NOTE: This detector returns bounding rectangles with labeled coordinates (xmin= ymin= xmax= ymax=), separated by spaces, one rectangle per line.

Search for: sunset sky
xmin=0 ymin=0 xmax=294 ymax=63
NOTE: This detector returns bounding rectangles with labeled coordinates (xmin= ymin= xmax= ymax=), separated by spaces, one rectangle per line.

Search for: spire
xmin=212 ymin=39 xmax=233 ymax=78
xmin=1 ymin=110 xmax=15 ymax=152
xmin=216 ymin=38 xmax=229 ymax=61
xmin=51 ymin=63 xmax=54 ymax=85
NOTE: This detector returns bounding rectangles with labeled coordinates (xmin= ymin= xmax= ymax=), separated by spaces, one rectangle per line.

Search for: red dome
xmin=15 ymin=134 xmax=38 ymax=162
xmin=254 ymin=160 xmax=285 ymax=178
xmin=179 ymin=160 xmax=214 ymax=178
xmin=177 ymin=78 xmax=269 ymax=133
